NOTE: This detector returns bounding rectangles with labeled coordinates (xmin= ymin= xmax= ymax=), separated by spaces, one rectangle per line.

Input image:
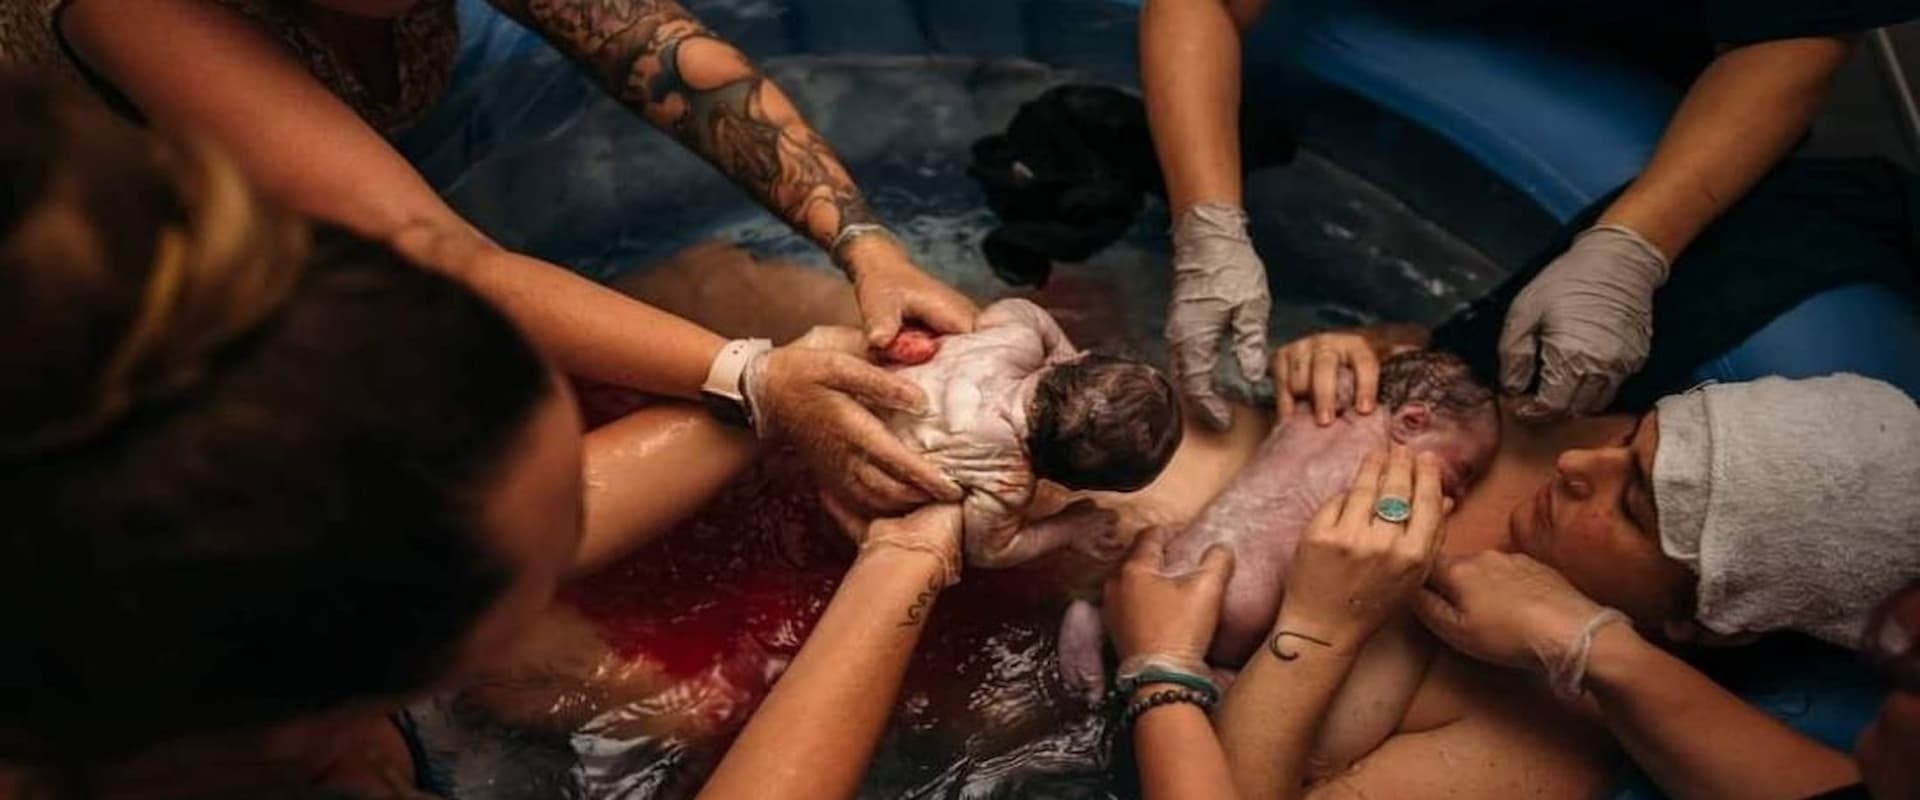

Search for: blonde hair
xmin=0 ymin=90 xmax=309 ymax=457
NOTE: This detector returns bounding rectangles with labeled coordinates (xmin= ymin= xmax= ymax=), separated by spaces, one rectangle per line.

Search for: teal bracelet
xmin=1117 ymin=667 xmax=1219 ymax=704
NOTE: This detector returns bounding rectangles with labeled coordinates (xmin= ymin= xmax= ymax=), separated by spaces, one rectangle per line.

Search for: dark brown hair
xmin=0 ymin=73 xmax=548 ymax=760
xmin=1378 ymin=350 xmax=1494 ymax=419
xmin=1026 ymin=354 xmax=1183 ymax=492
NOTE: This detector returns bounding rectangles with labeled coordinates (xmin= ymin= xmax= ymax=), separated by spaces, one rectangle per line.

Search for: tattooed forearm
xmin=504 ymin=0 xmax=881 ymax=255
xmin=899 ymin=572 xmax=942 ymax=628
xmin=1267 ymin=630 xmax=1334 ymax=661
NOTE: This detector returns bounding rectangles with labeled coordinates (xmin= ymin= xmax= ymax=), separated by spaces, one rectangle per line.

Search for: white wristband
xmin=700 ymin=339 xmax=771 ymax=432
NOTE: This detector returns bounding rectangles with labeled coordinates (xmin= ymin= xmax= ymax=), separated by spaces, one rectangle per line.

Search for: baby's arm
xmin=964 ymin=496 xmax=1122 ymax=568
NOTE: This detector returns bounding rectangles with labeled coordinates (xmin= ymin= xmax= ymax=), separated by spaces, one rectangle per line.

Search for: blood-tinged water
xmin=553 ymin=444 xmax=1117 ymax=797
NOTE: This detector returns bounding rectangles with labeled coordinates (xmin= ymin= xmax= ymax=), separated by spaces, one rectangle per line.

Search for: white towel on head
xmin=1654 ymin=374 xmax=1920 ymax=648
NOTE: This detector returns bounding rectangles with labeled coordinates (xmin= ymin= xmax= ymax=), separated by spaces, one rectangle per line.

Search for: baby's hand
xmin=878 ymin=325 xmax=940 ymax=366
xmin=1059 ymin=501 xmax=1127 ymax=562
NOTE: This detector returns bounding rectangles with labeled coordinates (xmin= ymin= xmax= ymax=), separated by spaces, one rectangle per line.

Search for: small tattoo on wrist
xmin=899 ymin=573 xmax=942 ymax=628
xmin=1268 ymin=630 xmax=1333 ymax=661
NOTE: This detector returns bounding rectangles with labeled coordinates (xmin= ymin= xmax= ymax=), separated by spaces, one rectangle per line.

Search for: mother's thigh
xmin=611 ymin=241 xmax=861 ymax=343
xmin=1691 ymin=283 xmax=1920 ymax=400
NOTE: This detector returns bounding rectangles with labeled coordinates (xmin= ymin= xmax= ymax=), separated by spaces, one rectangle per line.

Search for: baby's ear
xmin=1388 ymin=403 xmax=1430 ymax=442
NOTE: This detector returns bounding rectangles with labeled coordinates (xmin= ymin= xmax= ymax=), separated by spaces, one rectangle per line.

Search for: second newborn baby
xmin=884 ymin=299 xmax=1183 ymax=568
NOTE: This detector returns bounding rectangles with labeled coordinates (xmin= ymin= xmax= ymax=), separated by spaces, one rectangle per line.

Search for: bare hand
xmin=1281 ymin=446 xmax=1447 ymax=644
xmin=860 ymin=503 xmax=965 ymax=585
xmin=842 ymin=237 xmax=978 ymax=348
xmin=747 ymin=344 xmax=963 ymax=517
xmin=1269 ymin=332 xmax=1379 ymax=425
xmin=1104 ymin=526 xmax=1235 ymax=665
xmin=1412 ymin=551 xmax=1609 ymax=675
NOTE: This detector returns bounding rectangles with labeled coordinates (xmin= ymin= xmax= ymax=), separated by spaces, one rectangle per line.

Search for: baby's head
xmin=1026 ymin=354 xmax=1183 ymax=492
xmin=1378 ymin=351 xmax=1499 ymax=498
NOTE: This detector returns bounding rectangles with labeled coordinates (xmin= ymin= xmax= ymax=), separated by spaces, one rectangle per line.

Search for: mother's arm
xmin=60 ymin=0 xmax=728 ymax=396
xmin=1415 ymin=551 xmax=1859 ymax=800
xmin=1581 ymin=623 xmax=1859 ymax=799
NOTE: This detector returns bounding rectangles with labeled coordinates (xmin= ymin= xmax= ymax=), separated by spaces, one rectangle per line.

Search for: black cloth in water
xmin=968 ymin=84 xmax=1293 ymax=287
xmin=1430 ymin=158 xmax=1920 ymax=412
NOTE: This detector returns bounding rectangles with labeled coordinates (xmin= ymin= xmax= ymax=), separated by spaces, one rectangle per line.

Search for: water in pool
xmin=401 ymin=6 xmax=1510 ymax=796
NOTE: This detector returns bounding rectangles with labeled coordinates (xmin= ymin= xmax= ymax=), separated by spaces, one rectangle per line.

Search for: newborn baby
xmin=1170 ymin=349 xmax=1499 ymax=662
xmin=1058 ymin=350 xmax=1498 ymax=770
xmin=884 ymin=299 xmax=1183 ymax=568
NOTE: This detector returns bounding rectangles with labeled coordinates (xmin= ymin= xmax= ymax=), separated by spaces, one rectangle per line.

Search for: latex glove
xmin=1168 ymin=203 xmax=1272 ymax=430
xmin=839 ymin=231 xmax=979 ymax=348
xmin=745 ymin=344 xmax=964 ymax=517
xmin=1413 ymin=551 xmax=1630 ymax=697
xmin=1103 ymin=525 xmax=1235 ymax=669
xmin=1281 ymin=446 xmax=1448 ymax=646
xmin=1499 ymin=224 xmax=1670 ymax=421
xmin=858 ymin=503 xmax=965 ymax=587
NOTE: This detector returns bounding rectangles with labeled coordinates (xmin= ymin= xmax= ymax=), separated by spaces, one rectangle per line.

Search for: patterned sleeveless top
xmin=0 ymin=0 xmax=459 ymax=134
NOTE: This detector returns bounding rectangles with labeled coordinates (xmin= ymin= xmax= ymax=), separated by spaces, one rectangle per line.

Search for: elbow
xmin=384 ymin=220 xmax=501 ymax=283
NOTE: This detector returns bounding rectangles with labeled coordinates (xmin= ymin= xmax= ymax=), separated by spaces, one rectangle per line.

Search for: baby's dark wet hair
xmin=1026 ymin=354 xmax=1183 ymax=492
xmin=1378 ymin=350 xmax=1494 ymax=418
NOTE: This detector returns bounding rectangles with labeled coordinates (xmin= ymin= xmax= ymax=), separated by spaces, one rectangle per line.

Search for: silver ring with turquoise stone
xmin=1373 ymin=496 xmax=1412 ymax=524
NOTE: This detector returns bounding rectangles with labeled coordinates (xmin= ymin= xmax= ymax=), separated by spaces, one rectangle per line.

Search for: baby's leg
xmin=1056 ymin=599 xmax=1108 ymax=705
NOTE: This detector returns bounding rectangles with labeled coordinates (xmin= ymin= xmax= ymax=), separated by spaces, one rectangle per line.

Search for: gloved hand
xmin=1499 ymin=224 xmax=1670 ymax=421
xmin=1168 ymin=204 xmax=1272 ymax=430
xmin=1413 ymin=551 xmax=1631 ymax=698
xmin=744 ymin=343 xmax=963 ymax=518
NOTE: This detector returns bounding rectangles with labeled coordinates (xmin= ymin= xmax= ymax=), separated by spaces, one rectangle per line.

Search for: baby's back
xmin=885 ymin=304 xmax=1061 ymax=549
xmin=886 ymin=323 xmax=1040 ymax=473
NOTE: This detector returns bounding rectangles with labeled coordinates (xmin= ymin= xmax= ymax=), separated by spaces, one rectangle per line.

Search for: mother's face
xmin=1508 ymin=411 xmax=1694 ymax=627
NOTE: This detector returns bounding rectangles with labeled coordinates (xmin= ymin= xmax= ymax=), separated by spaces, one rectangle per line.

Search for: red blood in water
xmin=880 ymin=327 xmax=940 ymax=365
xmin=560 ymin=448 xmax=1107 ymax=766
xmin=561 ymin=451 xmax=850 ymax=677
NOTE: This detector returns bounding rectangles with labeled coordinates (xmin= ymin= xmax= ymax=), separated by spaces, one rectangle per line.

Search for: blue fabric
xmin=1105 ymin=0 xmax=1677 ymax=220
xmin=1281 ymin=0 xmax=1677 ymax=220
xmin=1692 ymin=282 xmax=1920 ymax=400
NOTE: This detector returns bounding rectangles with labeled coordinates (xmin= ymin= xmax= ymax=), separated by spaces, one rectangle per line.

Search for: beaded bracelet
xmin=1123 ymin=687 xmax=1215 ymax=728
xmin=1114 ymin=667 xmax=1220 ymax=705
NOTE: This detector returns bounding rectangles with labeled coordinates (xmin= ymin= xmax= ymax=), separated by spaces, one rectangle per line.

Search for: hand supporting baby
xmin=1279 ymin=446 xmax=1450 ymax=649
xmin=1105 ymin=527 xmax=1236 ymax=684
xmin=752 ymin=326 xmax=963 ymax=524
xmin=858 ymin=503 xmax=966 ymax=587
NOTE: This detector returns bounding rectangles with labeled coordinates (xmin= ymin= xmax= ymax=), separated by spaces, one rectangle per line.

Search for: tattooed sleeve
xmin=488 ymin=0 xmax=879 ymax=257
